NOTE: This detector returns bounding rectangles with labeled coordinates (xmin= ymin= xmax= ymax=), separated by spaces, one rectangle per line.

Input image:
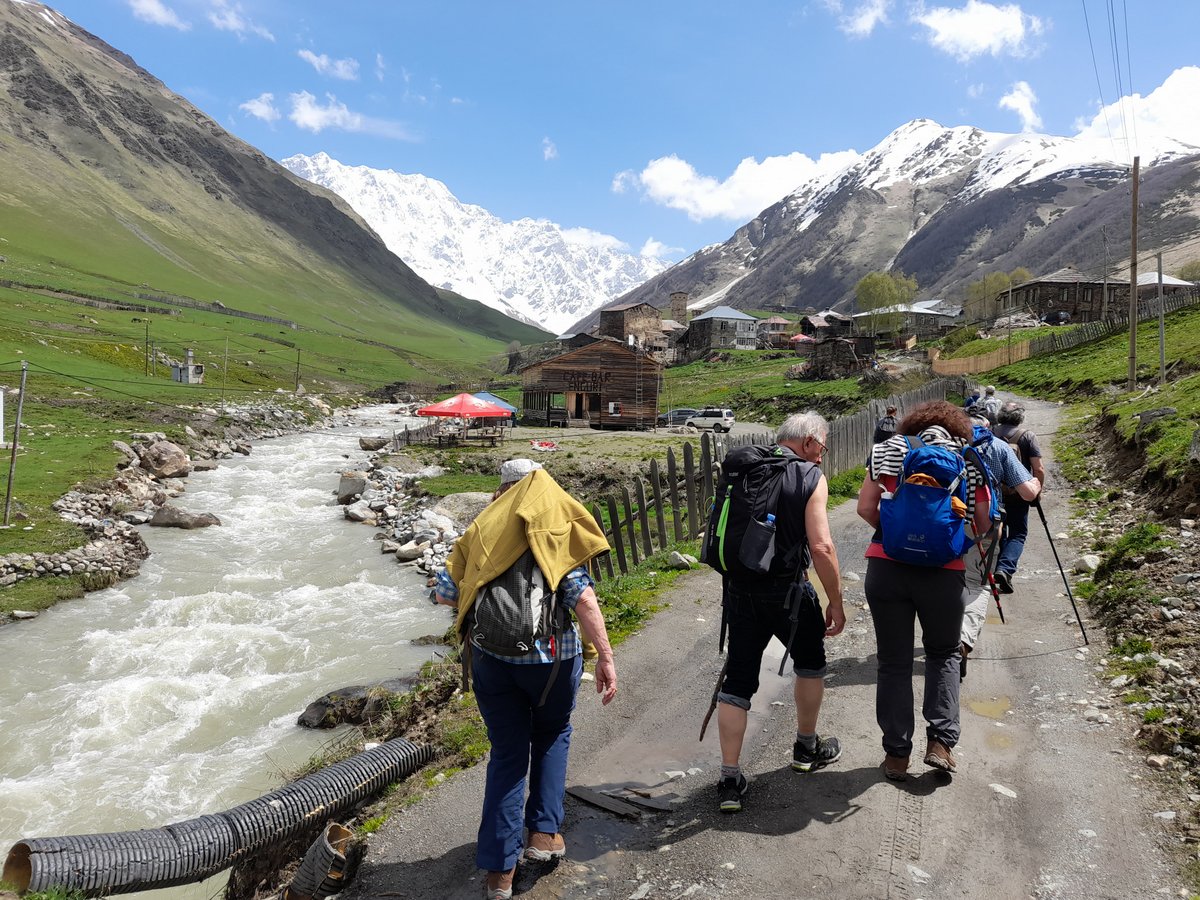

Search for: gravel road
xmin=345 ymin=396 xmax=1181 ymax=899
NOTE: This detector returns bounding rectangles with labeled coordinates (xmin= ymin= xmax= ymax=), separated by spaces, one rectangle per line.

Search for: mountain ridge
xmin=283 ymin=151 xmax=669 ymax=334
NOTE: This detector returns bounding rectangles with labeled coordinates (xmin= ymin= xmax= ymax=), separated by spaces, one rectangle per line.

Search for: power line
xmin=1079 ymin=0 xmax=1119 ymax=162
xmin=1120 ymin=0 xmax=1139 ymax=157
xmin=1104 ymin=0 xmax=1131 ymax=155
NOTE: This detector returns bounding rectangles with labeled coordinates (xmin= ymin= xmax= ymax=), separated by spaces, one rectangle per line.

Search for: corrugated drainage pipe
xmin=3 ymin=738 xmax=433 ymax=897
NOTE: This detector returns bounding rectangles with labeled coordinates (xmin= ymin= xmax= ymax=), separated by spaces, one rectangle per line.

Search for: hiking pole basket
xmin=1033 ymin=498 xmax=1088 ymax=645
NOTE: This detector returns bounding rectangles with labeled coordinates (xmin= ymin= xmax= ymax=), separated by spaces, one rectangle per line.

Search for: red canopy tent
xmin=416 ymin=393 xmax=512 ymax=441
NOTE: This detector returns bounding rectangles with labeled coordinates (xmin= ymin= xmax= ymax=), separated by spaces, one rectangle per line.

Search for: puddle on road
xmin=967 ymin=696 xmax=1012 ymax=719
xmin=986 ymin=731 xmax=1015 ymax=750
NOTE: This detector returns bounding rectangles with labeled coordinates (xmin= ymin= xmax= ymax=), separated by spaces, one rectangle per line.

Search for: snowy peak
xmin=282 ymin=153 xmax=667 ymax=333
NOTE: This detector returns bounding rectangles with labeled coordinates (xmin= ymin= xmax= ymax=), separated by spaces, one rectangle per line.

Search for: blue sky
xmin=41 ymin=0 xmax=1200 ymax=262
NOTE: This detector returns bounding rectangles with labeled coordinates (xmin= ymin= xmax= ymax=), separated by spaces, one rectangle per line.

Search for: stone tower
xmin=669 ymin=291 xmax=689 ymax=325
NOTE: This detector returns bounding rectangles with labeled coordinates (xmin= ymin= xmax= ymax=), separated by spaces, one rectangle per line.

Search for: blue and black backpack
xmin=879 ymin=436 xmax=996 ymax=566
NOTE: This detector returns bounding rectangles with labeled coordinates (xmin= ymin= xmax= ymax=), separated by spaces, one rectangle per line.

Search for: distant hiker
xmin=961 ymin=413 xmax=1041 ymax=677
xmin=873 ymin=405 xmax=899 ymax=444
xmin=857 ymin=400 xmax=994 ymax=780
xmin=964 ymin=389 xmax=981 ymax=410
xmin=435 ymin=459 xmax=616 ymax=900
xmin=993 ymin=402 xmax=1044 ymax=594
xmin=983 ymin=385 xmax=1002 ymax=423
xmin=710 ymin=411 xmax=846 ymax=814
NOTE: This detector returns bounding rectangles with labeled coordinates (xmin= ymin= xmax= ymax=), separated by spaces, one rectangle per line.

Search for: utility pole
xmin=1128 ymin=155 xmax=1140 ymax=391
xmin=221 ymin=338 xmax=230 ymax=404
xmin=1157 ymin=252 xmax=1166 ymax=386
xmin=1007 ymin=283 xmax=1014 ymax=365
xmin=3 ymin=361 xmax=29 ymax=527
xmin=144 ymin=321 xmax=150 ymax=376
xmin=1101 ymin=226 xmax=1109 ymax=321
xmin=294 ymin=349 xmax=301 ymax=392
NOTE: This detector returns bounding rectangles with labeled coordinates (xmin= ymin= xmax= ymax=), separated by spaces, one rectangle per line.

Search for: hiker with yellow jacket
xmin=434 ymin=458 xmax=616 ymax=900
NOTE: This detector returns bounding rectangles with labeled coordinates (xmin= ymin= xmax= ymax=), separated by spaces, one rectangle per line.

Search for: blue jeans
xmin=997 ymin=496 xmax=1031 ymax=576
xmin=471 ymin=650 xmax=583 ymax=872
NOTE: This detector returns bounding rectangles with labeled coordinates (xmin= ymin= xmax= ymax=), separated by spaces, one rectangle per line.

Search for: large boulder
xmin=359 ymin=436 xmax=390 ymax=451
xmin=337 ymin=471 xmax=368 ymax=505
xmin=344 ymin=500 xmax=376 ymax=523
xmin=138 ymin=440 xmax=191 ymax=479
xmin=431 ymin=492 xmax=492 ymax=529
xmin=149 ymin=506 xmax=221 ymax=529
xmin=297 ymin=677 xmax=418 ymax=728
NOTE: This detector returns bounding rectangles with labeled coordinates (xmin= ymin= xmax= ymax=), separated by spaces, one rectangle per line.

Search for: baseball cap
xmin=499 ymin=458 xmax=543 ymax=485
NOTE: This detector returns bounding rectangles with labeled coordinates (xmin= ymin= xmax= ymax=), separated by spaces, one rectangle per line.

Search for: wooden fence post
xmin=621 ymin=485 xmax=641 ymax=567
xmin=605 ymin=494 xmax=628 ymax=574
xmin=591 ymin=502 xmax=615 ymax=580
xmin=667 ymin=448 xmax=684 ymax=542
xmin=634 ymin=478 xmax=654 ymax=558
xmin=648 ymin=459 xmax=669 ymax=552
xmin=683 ymin=442 xmax=699 ymax=539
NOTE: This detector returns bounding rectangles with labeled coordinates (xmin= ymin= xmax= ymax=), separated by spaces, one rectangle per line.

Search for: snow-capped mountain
xmin=282 ymin=152 xmax=667 ymax=334
xmin=591 ymin=67 xmax=1200 ymax=328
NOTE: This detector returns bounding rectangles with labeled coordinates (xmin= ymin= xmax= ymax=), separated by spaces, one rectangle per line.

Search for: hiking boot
xmin=994 ymin=571 xmax=1014 ymax=594
xmin=792 ymin=735 xmax=842 ymax=773
xmin=924 ymin=739 xmax=957 ymax=773
xmin=882 ymin=754 xmax=909 ymax=782
xmin=717 ymin=773 xmax=748 ymax=813
xmin=524 ymin=831 xmax=566 ymax=861
xmin=484 ymin=868 xmax=514 ymax=900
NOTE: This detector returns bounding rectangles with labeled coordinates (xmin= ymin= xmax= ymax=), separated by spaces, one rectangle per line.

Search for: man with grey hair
xmin=993 ymin=402 xmax=1044 ymax=593
xmin=716 ymin=410 xmax=846 ymax=813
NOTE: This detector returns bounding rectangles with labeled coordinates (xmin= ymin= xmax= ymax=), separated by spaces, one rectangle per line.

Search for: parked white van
xmin=686 ymin=408 xmax=736 ymax=432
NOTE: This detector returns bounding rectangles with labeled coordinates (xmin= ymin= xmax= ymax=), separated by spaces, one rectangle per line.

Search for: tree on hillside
xmin=965 ymin=268 xmax=1034 ymax=313
xmin=1178 ymin=260 xmax=1200 ymax=283
xmin=856 ymin=271 xmax=916 ymax=336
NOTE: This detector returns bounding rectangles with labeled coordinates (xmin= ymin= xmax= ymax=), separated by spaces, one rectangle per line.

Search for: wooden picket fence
xmin=933 ymin=290 xmax=1200 ymax=376
xmin=586 ymin=377 xmax=968 ymax=582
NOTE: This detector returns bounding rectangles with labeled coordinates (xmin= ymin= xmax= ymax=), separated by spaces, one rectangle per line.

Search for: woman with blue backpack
xmin=856 ymin=400 xmax=994 ymax=782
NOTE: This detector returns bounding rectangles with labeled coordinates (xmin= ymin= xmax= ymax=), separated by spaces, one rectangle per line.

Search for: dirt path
xmin=346 ymin=397 xmax=1181 ymax=899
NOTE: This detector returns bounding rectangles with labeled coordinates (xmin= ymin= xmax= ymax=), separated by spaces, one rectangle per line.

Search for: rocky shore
xmin=1 ymin=397 xmax=331 ymax=616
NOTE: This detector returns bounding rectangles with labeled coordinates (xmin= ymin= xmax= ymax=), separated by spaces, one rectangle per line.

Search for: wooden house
xmin=988 ymin=266 xmax=1128 ymax=324
xmin=756 ymin=315 xmax=792 ymax=349
xmin=799 ymin=311 xmax=853 ymax=338
xmin=804 ymin=338 xmax=869 ymax=379
xmin=520 ymin=338 xmax=661 ymax=429
xmin=852 ymin=300 xmax=960 ymax=338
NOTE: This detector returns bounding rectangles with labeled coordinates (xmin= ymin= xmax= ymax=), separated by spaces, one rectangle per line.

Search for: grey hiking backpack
xmin=469 ymin=548 xmax=567 ymax=657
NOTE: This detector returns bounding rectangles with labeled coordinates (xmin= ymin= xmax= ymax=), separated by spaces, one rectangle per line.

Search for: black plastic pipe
xmin=3 ymin=738 xmax=432 ymax=897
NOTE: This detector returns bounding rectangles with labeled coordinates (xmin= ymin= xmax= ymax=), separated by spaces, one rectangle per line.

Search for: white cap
xmin=499 ymin=458 xmax=543 ymax=485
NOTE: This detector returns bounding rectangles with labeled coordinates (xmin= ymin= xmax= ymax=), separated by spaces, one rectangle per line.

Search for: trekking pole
xmin=699 ymin=658 xmax=728 ymax=742
xmin=1033 ymin=498 xmax=1089 ymax=645
xmin=974 ymin=536 xmax=1005 ymax=624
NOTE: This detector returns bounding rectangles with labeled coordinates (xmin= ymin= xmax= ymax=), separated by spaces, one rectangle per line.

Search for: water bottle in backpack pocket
xmin=738 ymin=512 xmax=776 ymax=575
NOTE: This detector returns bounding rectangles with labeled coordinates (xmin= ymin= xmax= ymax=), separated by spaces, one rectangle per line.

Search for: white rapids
xmin=0 ymin=406 xmax=450 ymax=897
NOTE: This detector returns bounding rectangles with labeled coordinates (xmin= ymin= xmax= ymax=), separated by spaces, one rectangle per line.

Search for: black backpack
xmin=468 ymin=548 xmax=566 ymax=657
xmin=701 ymin=445 xmax=820 ymax=580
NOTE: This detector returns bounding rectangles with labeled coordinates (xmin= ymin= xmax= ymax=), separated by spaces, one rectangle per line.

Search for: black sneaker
xmin=994 ymin=571 xmax=1014 ymax=594
xmin=717 ymin=774 xmax=748 ymax=813
xmin=792 ymin=736 xmax=842 ymax=773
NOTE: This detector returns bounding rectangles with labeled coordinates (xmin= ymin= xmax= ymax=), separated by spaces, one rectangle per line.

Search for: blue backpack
xmin=880 ymin=436 xmax=977 ymax=566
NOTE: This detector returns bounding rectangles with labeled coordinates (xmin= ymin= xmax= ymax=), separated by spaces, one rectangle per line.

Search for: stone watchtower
xmin=670 ymin=291 xmax=689 ymax=325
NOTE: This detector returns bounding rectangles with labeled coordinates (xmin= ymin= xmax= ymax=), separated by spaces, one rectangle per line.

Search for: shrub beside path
xmin=346 ymin=397 xmax=1180 ymax=899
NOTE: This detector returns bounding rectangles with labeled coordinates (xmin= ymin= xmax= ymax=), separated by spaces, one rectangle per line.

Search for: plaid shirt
xmin=435 ymin=566 xmax=593 ymax=664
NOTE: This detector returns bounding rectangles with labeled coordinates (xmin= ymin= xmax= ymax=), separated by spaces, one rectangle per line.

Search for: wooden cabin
xmin=520 ymin=338 xmax=661 ymax=429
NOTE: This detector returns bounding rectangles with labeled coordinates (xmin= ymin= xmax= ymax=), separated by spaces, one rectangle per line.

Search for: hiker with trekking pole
xmin=857 ymin=401 xmax=996 ymax=781
xmin=698 ymin=410 xmax=846 ymax=814
xmin=962 ymin=407 xmax=1042 ymax=677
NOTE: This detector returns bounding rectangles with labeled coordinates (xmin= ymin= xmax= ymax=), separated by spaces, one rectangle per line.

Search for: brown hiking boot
xmin=924 ymin=739 xmax=957 ymax=773
xmin=524 ymin=831 xmax=566 ymax=861
xmin=882 ymin=754 xmax=910 ymax=782
xmin=484 ymin=868 xmax=514 ymax=900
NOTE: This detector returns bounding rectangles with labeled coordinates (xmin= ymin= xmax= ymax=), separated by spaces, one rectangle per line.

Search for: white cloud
xmin=999 ymin=80 xmax=1042 ymax=131
xmin=640 ymin=237 xmax=683 ymax=259
xmin=912 ymin=0 xmax=1042 ymax=62
xmin=560 ymin=228 xmax=626 ymax=252
xmin=542 ymin=137 xmax=558 ymax=161
xmin=1073 ymin=66 xmax=1200 ymax=152
xmin=967 ymin=82 xmax=985 ymax=99
xmin=209 ymin=0 xmax=274 ymax=41
xmin=825 ymin=0 xmax=892 ymax=37
xmin=298 ymin=49 xmax=360 ymax=81
xmin=128 ymin=0 xmax=189 ymax=30
xmin=616 ymin=149 xmax=860 ymax=222
xmin=288 ymin=91 xmax=415 ymax=140
xmin=375 ymin=53 xmax=386 ymax=82
xmin=239 ymin=92 xmax=280 ymax=122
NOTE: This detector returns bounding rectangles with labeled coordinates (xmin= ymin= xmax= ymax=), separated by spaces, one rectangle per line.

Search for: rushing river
xmin=0 ymin=406 xmax=448 ymax=895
